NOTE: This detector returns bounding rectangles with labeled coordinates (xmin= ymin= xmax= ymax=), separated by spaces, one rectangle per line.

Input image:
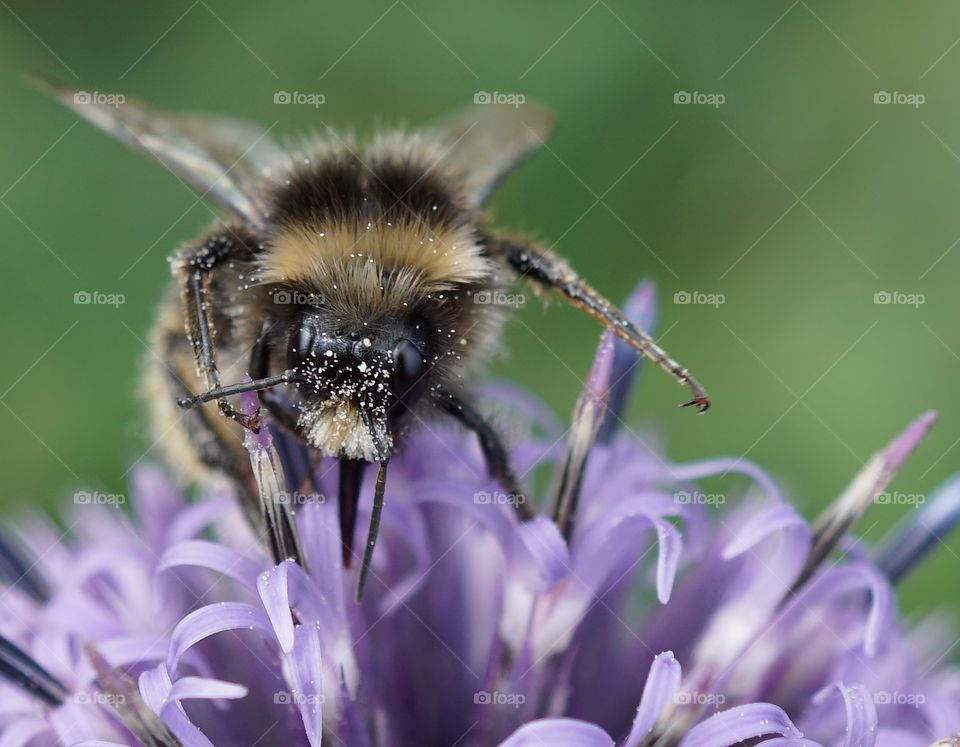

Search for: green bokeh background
xmin=1 ymin=1 xmax=958 ymax=619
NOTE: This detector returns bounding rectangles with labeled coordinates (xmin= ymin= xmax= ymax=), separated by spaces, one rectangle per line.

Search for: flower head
xmin=1 ymin=282 xmax=958 ymax=747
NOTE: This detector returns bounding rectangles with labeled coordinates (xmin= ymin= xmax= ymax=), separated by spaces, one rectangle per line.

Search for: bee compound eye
xmin=288 ymin=322 xmax=317 ymax=370
xmin=391 ymin=338 xmax=428 ymax=413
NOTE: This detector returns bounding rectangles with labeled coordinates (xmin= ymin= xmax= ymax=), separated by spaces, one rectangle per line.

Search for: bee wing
xmin=33 ymin=76 xmax=289 ymax=227
xmin=423 ymin=103 xmax=555 ymax=208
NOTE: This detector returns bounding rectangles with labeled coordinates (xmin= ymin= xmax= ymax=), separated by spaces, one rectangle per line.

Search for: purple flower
xmin=1 ymin=281 xmax=959 ymax=747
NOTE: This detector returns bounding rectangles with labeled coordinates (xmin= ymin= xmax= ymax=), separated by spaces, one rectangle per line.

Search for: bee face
xmin=269 ymin=287 xmax=434 ymax=461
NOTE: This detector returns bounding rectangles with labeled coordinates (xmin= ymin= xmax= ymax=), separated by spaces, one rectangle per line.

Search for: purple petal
xmin=723 ymin=504 xmax=810 ymax=561
xmin=678 ymin=704 xmax=803 ymax=747
xmin=139 ymin=664 xmax=214 ymax=747
xmin=623 ymin=651 xmax=682 ymax=746
xmin=498 ymin=718 xmax=615 ymax=747
xmin=158 ymin=539 xmax=263 ymax=590
xmin=812 ymin=683 xmax=878 ymax=747
xmin=258 ymin=562 xmax=295 ymax=652
xmin=788 ymin=563 xmax=892 ymax=656
xmin=669 ymin=457 xmax=782 ymax=505
xmin=166 ymin=602 xmax=273 ymax=674
xmin=168 ymin=676 xmax=248 ymax=701
xmin=286 ymin=623 xmax=324 ymax=747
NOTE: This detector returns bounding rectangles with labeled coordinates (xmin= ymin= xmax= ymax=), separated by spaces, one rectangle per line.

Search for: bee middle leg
xmin=435 ymin=387 xmax=534 ymax=521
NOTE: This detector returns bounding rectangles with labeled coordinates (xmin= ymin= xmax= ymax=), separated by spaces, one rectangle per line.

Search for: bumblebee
xmin=39 ymin=79 xmax=709 ymax=598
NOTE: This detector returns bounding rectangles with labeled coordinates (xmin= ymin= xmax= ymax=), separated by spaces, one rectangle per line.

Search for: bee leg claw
xmin=219 ymin=401 xmax=262 ymax=432
xmin=679 ymin=396 xmax=711 ymax=413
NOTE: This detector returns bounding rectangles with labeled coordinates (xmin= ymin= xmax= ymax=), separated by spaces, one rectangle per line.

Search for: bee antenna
xmin=356 ymin=459 xmax=389 ymax=603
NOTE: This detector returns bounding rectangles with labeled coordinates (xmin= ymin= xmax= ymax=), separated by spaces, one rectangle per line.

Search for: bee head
xmin=285 ymin=308 xmax=431 ymax=461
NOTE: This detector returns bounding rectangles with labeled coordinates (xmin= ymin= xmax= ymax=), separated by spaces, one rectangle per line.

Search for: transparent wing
xmin=422 ymin=102 xmax=555 ymax=208
xmin=33 ymin=75 xmax=290 ymax=226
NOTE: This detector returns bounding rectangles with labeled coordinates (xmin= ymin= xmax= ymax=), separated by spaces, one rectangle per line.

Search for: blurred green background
xmin=1 ymin=0 xmax=958 ymax=618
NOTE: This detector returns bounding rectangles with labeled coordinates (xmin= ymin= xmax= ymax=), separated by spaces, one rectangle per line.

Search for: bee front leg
xmin=435 ymin=387 xmax=534 ymax=521
xmin=489 ymin=235 xmax=711 ymax=413
xmin=175 ymin=233 xmax=261 ymax=431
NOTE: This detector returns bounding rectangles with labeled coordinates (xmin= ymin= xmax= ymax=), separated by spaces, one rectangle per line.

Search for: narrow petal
xmin=285 ymin=623 xmax=324 ymax=747
xmin=678 ymin=704 xmax=803 ymax=747
xmin=168 ymin=676 xmax=248 ymax=701
xmin=623 ymin=651 xmax=682 ymax=747
xmin=258 ymin=562 xmax=295 ymax=652
xmin=166 ymin=602 xmax=273 ymax=674
xmin=158 ymin=539 xmax=263 ymax=590
xmin=498 ymin=718 xmax=615 ymax=747
xmin=139 ymin=664 xmax=214 ymax=747
xmin=812 ymin=682 xmax=878 ymax=747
